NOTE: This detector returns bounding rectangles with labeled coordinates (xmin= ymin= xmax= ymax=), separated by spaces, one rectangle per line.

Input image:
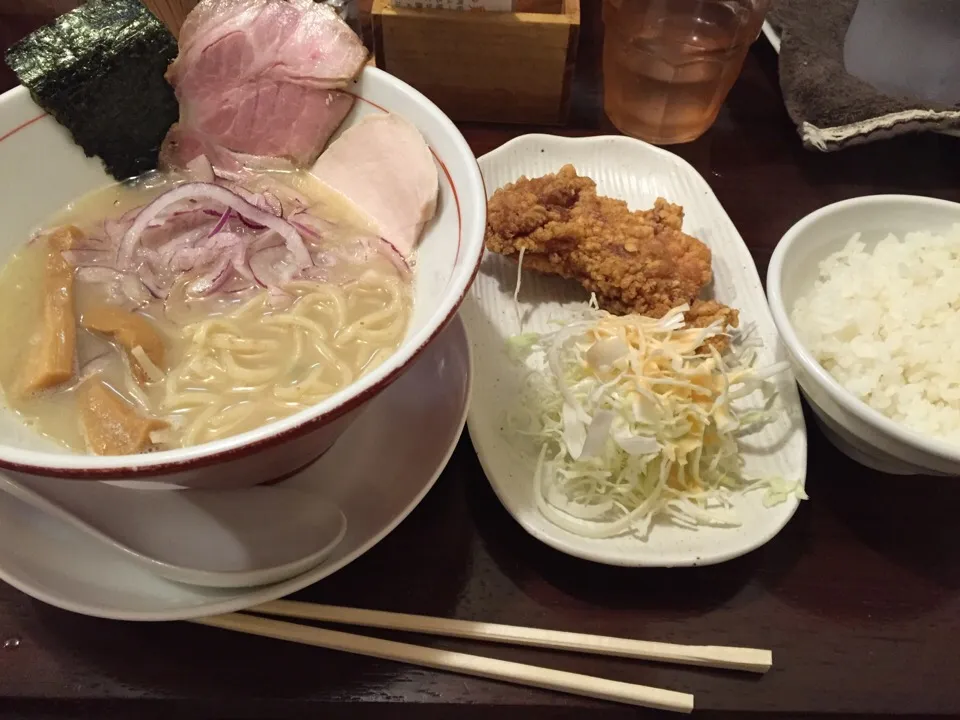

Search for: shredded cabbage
xmin=506 ymin=300 xmax=801 ymax=540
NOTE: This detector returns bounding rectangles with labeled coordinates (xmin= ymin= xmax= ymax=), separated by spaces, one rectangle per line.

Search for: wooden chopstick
xmin=192 ymin=612 xmax=695 ymax=713
xmin=252 ymin=600 xmax=772 ymax=673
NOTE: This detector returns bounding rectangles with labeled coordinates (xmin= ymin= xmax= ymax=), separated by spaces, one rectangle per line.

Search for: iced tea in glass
xmin=603 ymin=0 xmax=770 ymax=144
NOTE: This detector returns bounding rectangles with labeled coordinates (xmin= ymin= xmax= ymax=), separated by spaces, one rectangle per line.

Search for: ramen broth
xmin=0 ymin=170 xmax=413 ymax=453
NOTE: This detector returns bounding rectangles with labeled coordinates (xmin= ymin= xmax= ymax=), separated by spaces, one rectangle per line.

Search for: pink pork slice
xmin=311 ymin=114 xmax=439 ymax=258
xmin=164 ymin=0 xmax=367 ymax=166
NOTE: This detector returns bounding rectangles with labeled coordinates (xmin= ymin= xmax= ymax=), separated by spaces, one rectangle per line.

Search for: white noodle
xmin=155 ymin=273 xmax=409 ymax=447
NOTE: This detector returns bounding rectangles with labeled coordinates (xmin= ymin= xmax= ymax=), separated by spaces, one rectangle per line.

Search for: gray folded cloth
xmin=769 ymin=0 xmax=960 ymax=150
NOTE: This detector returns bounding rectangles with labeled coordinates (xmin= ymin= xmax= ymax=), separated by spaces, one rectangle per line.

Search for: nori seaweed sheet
xmin=5 ymin=0 xmax=179 ymax=180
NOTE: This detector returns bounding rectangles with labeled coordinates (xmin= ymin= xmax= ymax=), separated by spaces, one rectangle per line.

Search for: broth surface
xmin=0 ymin=171 xmax=412 ymax=453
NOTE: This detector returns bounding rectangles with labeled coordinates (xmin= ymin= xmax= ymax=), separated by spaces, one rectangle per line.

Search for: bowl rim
xmin=0 ymin=67 xmax=486 ymax=478
xmin=767 ymin=193 xmax=960 ymax=465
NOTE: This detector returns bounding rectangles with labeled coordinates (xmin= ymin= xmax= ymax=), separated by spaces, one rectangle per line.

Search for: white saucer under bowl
xmin=0 ymin=317 xmax=471 ymax=621
xmin=462 ymin=134 xmax=807 ymax=568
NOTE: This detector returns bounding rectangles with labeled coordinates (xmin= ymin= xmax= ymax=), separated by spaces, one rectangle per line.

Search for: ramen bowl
xmin=0 ymin=67 xmax=485 ymax=488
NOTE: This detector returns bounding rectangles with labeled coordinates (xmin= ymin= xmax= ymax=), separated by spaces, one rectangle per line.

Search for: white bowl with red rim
xmin=0 ymin=67 xmax=485 ymax=488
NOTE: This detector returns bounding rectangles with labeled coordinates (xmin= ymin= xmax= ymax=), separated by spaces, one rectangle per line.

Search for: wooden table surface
xmin=2 ymin=3 xmax=960 ymax=719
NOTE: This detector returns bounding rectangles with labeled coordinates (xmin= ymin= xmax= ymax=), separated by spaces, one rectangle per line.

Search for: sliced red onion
xmin=335 ymin=237 xmax=381 ymax=266
xmin=168 ymin=233 xmax=252 ymax=287
xmin=290 ymin=213 xmax=410 ymax=278
xmin=120 ymin=274 xmax=153 ymax=304
xmin=141 ymin=221 xmax=216 ymax=267
xmin=151 ymin=206 xmax=218 ymax=227
xmin=379 ymin=237 xmax=413 ymax=277
xmin=320 ymin=235 xmax=410 ymax=278
xmin=291 ymin=222 xmax=318 ymax=241
xmin=281 ymin=187 xmax=312 ymax=212
xmin=290 ymin=212 xmax=338 ymax=239
xmin=221 ymin=275 xmax=257 ymax=294
xmin=204 ymin=145 xmax=247 ymax=180
xmin=173 ymin=239 xmax=229 ymax=271
xmin=300 ymin=265 xmax=329 ymax=281
xmin=230 ymin=186 xmax=265 ymax=208
xmin=250 ymin=246 xmax=295 ymax=290
xmin=203 ymin=233 xmax=253 ymax=282
xmin=249 ymin=232 xmax=285 ymax=254
xmin=120 ymin=183 xmax=312 ymax=271
xmin=75 ymin=232 xmax=117 ymax=252
xmin=229 ymin=246 xmax=254 ymax=282
xmin=119 ymin=206 xmax=143 ymax=223
xmin=140 ymin=248 xmax=164 ymax=274
xmin=225 ymin=186 xmax=276 ymax=227
xmin=212 ymin=167 xmax=245 ymax=183
xmin=262 ymin=191 xmax=283 ymax=218
xmin=104 ymin=218 xmax=132 ymax=248
xmin=158 ymin=227 xmax=208 ymax=263
xmin=189 ymin=255 xmax=233 ymax=295
xmin=237 ymin=215 xmax=267 ymax=230
xmin=312 ymin=251 xmax=337 ymax=267
xmin=75 ymin=268 xmax=153 ymax=306
xmin=341 ymin=236 xmax=410 ymax=276
xmin=139 ymin=264 xmax=166 ymax=298
xmin=171 ymin=246 xmax=214 ymax=271
xmin=148 ymin=203 xmax=222 ymax=230
xmin=278 ymin=261 xmax=297 ymax=286
xmin=208 ymin=208 xmax=231 ymax=237
xmin=200 ymin=231 xmax=244 ymax=252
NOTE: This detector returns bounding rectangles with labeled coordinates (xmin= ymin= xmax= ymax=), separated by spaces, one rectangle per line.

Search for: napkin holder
xmin=370 ymin=0 xmax=580 ymax=124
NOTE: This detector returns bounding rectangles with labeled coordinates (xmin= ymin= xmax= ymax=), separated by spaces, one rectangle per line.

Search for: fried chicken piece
xmin=685 ymin=300 xmax=740 ymax=352
xmin=485 ymin=164 xmax=738 ymax=343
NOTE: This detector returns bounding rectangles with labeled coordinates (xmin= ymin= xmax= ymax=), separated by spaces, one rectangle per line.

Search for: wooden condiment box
xmin=370 ymin=0 xmax=580 ymax=125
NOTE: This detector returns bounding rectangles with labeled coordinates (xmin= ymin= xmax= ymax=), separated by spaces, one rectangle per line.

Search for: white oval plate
xmin=0 ymin=318 xmax=471 ymax=620
xmin=462 ymin=134 xmax=807 ymax=567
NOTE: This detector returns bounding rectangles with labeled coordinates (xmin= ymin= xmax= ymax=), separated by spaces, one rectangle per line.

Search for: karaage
xmin=485 ymin=164 xmax=739 ymax=338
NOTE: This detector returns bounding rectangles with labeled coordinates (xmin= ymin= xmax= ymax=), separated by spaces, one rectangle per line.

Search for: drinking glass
xmin=602 ymin=0 xmax=770 ymax=145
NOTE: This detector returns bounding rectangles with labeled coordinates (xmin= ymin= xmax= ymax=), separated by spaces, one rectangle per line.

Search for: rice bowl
xmin=767 ymin=195 xmax=960 ymax=476
xmin=791 ymin=226 xmax=960 ymax=445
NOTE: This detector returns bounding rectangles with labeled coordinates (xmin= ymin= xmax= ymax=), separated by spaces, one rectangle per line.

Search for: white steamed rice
xmin=791 ymin=225 xmax=960 ymax=444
